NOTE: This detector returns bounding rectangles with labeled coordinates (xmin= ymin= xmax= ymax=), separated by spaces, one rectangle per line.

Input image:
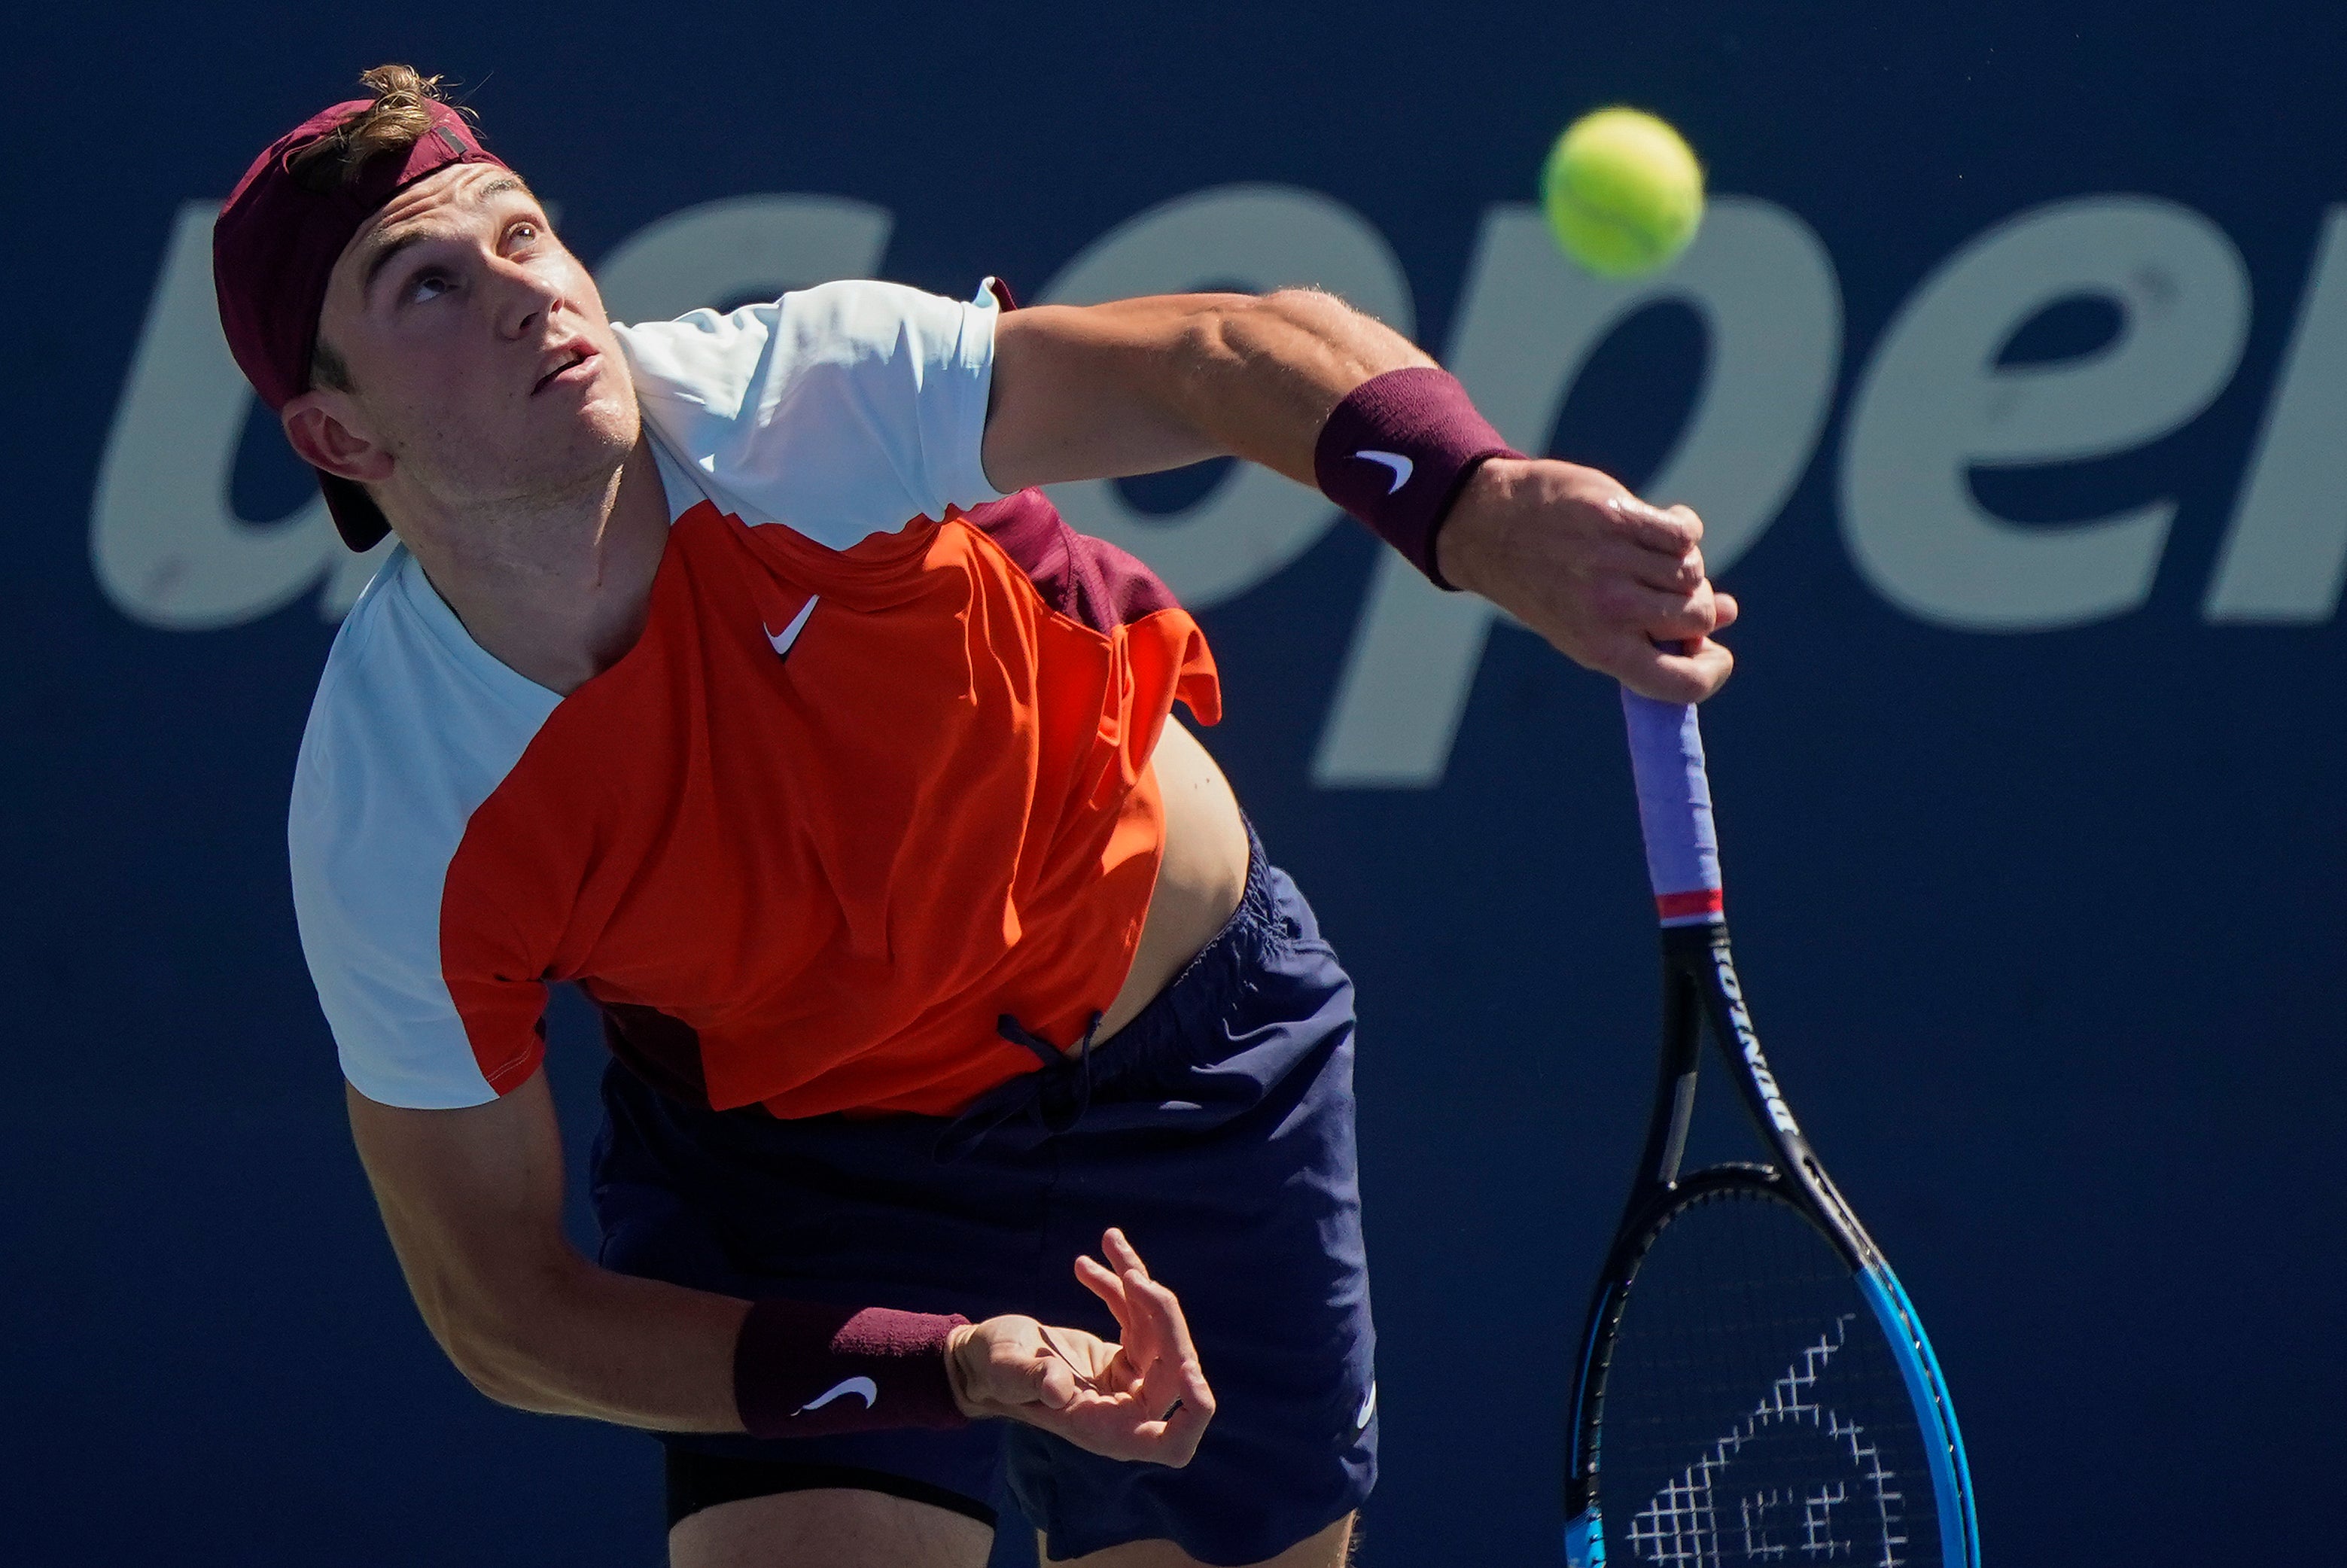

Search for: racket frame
xmin=1562 ymin=919 xmax=1980 ymax=1568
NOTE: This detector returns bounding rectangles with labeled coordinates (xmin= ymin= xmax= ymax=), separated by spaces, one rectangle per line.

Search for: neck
xmin=395 ymin=437 xmax=669 ymax=695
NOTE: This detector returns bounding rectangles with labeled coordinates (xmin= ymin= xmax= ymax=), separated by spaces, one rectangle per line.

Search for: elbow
xmin=443 ymin=1329 xmax=538 ymax=1410
xmin=417 ymin=1263 xmax=576 ymax=1414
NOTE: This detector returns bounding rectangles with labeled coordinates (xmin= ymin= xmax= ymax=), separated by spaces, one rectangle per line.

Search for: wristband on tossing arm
xmin=1313 ymin=366 xmax=1522 ymax=590
xmin=733 ymin=1298 xmax=972 ymax=1439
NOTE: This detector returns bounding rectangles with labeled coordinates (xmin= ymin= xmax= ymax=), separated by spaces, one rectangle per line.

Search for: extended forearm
xmin=424 ymin=1243 xmax=750 ymax=1431
xmin=992 ymin=282 xmax=1735 ymax=700
xmin=1158 ymin=289 xmax=1434 ymax=483
xmin=351 ymin=1076 xmax=980 ymax=1441
xmin=984 ymin=288 xmax=1432 ymax=492
xmin=422 ymin=1243 xmax=984 ymax=1439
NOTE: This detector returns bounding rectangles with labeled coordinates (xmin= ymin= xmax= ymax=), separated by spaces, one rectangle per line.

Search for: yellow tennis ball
xmin=1541 ymin=108 xmax=1706 ymax=279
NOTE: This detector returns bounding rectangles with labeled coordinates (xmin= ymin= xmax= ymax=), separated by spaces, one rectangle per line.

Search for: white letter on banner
xmin=1841 ymin=196 xmax=2250 ymax=631
xmin=1313 ymin=197 xmax=1841 ymax=788
xmin=595 ymin=194 xmax=893 ymax=324
xmin=1037 ymin=185 xmax=1414 ymax=608
xmin=2203 ymin=206 xmax=2347 ymax=624
xmin=91 ymin=202 xmax=382 ymax=629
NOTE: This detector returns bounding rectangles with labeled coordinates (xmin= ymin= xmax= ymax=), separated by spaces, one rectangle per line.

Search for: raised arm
xmin=985 ymin=289 xmax=1737 ymax=703
xmin=984 ymin=290 xmax=1430 ymax=489
xmin=345 ymin=1067 xmax=1212 ymax=1463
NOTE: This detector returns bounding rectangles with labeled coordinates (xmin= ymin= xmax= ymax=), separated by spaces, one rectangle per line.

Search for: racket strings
xmin=1597 ymin=1186 xmax=1942 ymax=1568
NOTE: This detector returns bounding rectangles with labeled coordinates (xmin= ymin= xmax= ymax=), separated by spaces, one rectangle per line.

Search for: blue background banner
xmin=8 ymin=3 xmax=2343 ymax=1562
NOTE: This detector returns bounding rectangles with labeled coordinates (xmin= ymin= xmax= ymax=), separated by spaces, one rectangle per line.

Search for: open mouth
xmin=533 ymin=345 xmax=595 ymax=395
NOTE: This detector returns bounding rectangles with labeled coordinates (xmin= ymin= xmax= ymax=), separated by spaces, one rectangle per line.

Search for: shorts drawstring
xmin=933 ymin=1011 xmax=1105 ymax=1163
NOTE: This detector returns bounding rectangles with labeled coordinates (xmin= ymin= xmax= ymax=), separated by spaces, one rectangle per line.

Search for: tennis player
xmin=216 ymin=66 xmax=1735 ymax=1568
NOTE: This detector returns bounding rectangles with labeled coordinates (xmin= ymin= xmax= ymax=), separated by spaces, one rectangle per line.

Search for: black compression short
xmin=662 ymin=1446 xmax=998 ymax=1531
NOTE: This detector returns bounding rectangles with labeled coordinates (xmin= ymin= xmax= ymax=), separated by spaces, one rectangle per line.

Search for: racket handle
xmin=1621 ymin=687 xmax=1724 ymax=926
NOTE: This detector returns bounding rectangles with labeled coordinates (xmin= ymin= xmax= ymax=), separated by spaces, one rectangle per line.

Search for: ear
xmin=282 ymin=391 xmax=396 ymax=484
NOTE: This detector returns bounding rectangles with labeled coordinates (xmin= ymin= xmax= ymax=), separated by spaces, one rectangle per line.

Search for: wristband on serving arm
xmin=733 ymin=1298 xmax=972 ymax=1439
xmin=1312 ymin=366 xmax=1523 ymax=590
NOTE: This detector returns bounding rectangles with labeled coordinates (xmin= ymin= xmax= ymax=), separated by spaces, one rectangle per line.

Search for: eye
xmin=406 ymin=269 xmax=455 ymax=305
xmin=508 ymin=220 xmax=541 ymax=248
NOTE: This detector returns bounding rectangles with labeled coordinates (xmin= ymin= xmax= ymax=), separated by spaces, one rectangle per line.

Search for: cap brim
xmin=318 ymin=472 xmax=391 ymax=552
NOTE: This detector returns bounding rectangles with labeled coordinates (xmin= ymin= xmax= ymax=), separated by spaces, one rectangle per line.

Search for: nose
xmin=489 ymin=251 xmax=567 ymax=342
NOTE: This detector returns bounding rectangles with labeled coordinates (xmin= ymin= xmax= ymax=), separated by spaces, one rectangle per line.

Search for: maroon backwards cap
xmin=213 ymin=93 xmax=508 ymax=551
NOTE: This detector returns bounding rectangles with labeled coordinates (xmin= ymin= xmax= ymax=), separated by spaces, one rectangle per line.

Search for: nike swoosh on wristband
xmin=1353 ymin=450 xmax=1413 ymax=493
xmin=795 ymin=1375 xmax=879 ymax=1415
xmin=763 ymin=595 xmax=819 ymax=659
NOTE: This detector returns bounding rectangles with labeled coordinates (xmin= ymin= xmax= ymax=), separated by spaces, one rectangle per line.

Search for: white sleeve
xmin=613 ymin=279 xmax=1007 ymax=549
xmin=288 ymin=556 xmax=560 ymax=1110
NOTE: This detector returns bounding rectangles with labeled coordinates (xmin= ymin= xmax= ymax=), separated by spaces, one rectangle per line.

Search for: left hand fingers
xmin=1589 ymin=501 xmax=1706 ymax=592
xmin=1627 ymin=580 xmax=1730 ymax=643
xmin=1613 ymin=632 xmax=1736 ymax=704
xmin=1597 ymin=492 xmax=1704 ymax=559
xmin=1662 ymin=502 xmax=1705 ymax=538
xmin=1630 ymin=552 xmax=1707 ymax=596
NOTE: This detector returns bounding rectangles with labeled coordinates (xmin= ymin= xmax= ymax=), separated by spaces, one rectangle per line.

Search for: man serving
xmin=219 ymin=65 xmax=1735 ymax=1568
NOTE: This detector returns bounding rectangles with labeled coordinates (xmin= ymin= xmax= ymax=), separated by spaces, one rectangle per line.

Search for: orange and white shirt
xmin=290 ymin=279 xmax=1220 ymax=1117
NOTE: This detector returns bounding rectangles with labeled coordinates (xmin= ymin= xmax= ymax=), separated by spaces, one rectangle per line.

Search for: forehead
xmin=329 ymin=164 xmax=539 ymax=300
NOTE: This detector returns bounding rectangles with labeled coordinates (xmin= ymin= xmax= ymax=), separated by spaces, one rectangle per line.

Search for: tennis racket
xmin=1561 ymin=687 xmax=1980 ymax=1568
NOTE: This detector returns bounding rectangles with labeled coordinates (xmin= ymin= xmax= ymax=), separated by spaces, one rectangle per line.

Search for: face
xmin=282 ymin=163 xmax=637 ymax=534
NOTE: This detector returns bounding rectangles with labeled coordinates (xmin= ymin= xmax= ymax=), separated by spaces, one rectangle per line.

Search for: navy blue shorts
xmin=589 ymin=829 xmax=1377 ymax=1563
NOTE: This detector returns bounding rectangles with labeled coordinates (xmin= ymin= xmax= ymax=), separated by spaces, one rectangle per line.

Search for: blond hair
xmin=288 ymin=64 xmax=470 ymax=190
xmin=292 ymin=65 xmax=476 ymax=391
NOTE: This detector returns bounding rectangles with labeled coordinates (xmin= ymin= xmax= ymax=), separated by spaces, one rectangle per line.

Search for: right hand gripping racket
xmin=1562 ymin=689 xmax=1980 ymax=1568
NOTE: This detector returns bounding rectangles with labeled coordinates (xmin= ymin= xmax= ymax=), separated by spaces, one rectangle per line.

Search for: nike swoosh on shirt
xmin=1353 ymin=451 xmax=1413 ymax=494
xmin=763 ymin=595 xmax=819 ymax=659
xmin=796 ymin=1375 xmax=878 ymax=1414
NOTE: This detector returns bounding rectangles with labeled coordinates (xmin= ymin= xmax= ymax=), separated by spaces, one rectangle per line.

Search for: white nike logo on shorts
xmin=1355 ymin=1381 xmax=1377 ymax=1431
xmin=764 ymin=595 xmax=819 ymax=659
xmin=796 ymin=1375 xmax=878 ymax=1414
xmin=1353 ymin=451 xmax=1413 ymax=493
